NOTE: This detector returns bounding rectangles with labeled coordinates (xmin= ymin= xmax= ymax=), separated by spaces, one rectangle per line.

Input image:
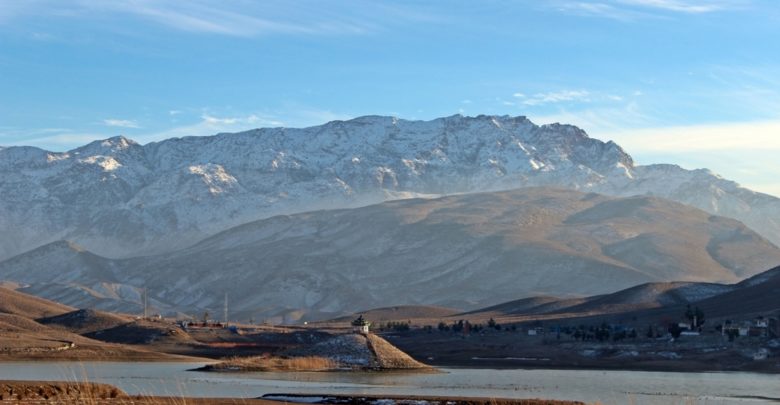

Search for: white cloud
xmin=603 ymin=120 xmax=780 ymax=152
xmin=530 ymin=101 xmax=651 ymax=134
xmin=551 ymin=0 xmax=742 ymax=20
xmin=552 ymin=2 xmax=649 ymax=20
xmin=616 ymin=0 xmax=728 ymax=13
xmin=0 ymin=1 xmax=431 ymax=37
xmin=522 ymin=90 xmax=591 ymax=106
xmin=103 ymin=118 xmax=140 ymax=128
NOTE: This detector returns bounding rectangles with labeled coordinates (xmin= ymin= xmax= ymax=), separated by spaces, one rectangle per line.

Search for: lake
xmin=0 ymin=362 xmax=777 ymax=404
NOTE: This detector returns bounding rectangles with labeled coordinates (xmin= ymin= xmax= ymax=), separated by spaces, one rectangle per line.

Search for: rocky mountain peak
xmin=0 ymin=115 xmax=778 ymax=261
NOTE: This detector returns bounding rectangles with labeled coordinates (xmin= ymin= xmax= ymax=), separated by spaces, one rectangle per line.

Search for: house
xmin=352 ymin=315 xmax=370 ymax=334
xmin=749 ymin=317 xmax=769 ymax=337
xmin=753 ymin=317 xmax=768 ymax=328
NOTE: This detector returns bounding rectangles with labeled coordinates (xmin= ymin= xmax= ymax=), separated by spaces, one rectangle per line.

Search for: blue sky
xmin=1 ymin=0 xmax=779 ymax=196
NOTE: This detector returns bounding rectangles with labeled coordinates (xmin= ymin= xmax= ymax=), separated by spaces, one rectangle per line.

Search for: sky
xmin=1 ymin=0 xmax=779 ymax=196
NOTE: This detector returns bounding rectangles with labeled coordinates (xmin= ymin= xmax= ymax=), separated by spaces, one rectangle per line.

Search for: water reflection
xmin=0 ymin=362 xmax=776 ymax=405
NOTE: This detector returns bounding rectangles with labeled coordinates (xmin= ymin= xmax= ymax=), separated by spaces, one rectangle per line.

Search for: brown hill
xmin=459 ymin=296 xmax=566 ymax=316
xmin=0 ymin=286 xmax=73 ymax=319
xmin=0 ymin=288 xmax=190 ymax=361
xmin=38 ymin=308 xmax=132 ymax=334
xmin=330 ymin=305 xmax=459 ymax=324
xmin=4 ymin=188 xmax=780 ymax=321
xmin=462 ymin=265 xmax=780 ymax=326
xmin=288 ymin=333 xmax=431 ymax=370
xmin=83 ymin=319 xmax=196 ymax=345
xmin=693 ymin=265 xmax=780 ymax=317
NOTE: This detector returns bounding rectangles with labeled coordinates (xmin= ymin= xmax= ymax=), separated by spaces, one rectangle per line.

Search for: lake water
xmin=0 ymin=362 xmax=777 ymax=405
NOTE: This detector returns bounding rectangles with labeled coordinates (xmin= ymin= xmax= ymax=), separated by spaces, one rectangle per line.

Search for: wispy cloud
xmin=518 ymin=90 xmax=592 ymax=106
xmin=552 ymin=2 xmax=646 ymax=21
xmin=550 ymin=0 xmax=743 ymax=20
xmin=0 ymin=1 xmax=429 ymax=37
xmin=103 ymin=118 xmax=140 ymax=128
xmin=530 ymin=100 xmax=651 ymax=134
xmin=617 ymin=0 xmax=730 ymax=13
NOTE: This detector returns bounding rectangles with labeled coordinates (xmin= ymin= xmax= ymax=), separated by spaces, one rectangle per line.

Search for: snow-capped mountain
xmin=3 ymin=188 xmax=779 ymax=322
xmin=0 ymin=114 xmax=778 ymax=260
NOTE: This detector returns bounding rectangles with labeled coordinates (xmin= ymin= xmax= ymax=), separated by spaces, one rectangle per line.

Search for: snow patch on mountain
xmin=0 ymin=115 xmax=778 ymax=260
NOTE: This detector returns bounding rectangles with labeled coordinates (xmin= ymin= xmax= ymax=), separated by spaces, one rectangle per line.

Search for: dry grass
xmin=207 ymin=355 xmax=339 ymax=372
xmin=0 ymin=381 xmax=124 ymax=402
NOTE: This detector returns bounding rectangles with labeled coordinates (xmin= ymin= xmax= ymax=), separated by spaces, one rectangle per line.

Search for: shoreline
xmin=1 ymin=355 xmax=779 ymax=375
xmin=426 ymin=358 xmax=780 ymax=374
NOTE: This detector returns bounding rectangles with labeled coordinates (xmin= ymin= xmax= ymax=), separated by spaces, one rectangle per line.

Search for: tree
xmin=452 ymin=320 xmax=464 ymax=333
xmin=684 ymin=305 xmax=706 ymax=328
xmin=668 ymin=323 xmax=683 ymax=339
xmin=694 ymin=307 xmax=705 ymax=327
xmin=595 ymin=323 xmax=610 ymax=342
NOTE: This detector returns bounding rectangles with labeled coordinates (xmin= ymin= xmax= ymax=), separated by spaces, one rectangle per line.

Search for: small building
xmin=753 ymin=317 xmax=768 ymax=328
xmin=352 ymin=315 xmax=370 ymax=334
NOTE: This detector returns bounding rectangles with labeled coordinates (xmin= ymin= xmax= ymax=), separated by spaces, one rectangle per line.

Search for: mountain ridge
xmin=2 ymin=114 xmax=778 ymax=261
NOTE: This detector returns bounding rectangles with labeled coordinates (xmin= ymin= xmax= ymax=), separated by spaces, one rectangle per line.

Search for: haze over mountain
xmin=1 ymin=115 xmax=779 ymax=261
xmin=2 ymin=188 xmax=778 ymax=322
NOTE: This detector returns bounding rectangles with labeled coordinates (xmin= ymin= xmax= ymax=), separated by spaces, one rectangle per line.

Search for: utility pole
xmin=143 ymin=287 xmax=148 ymax=319
xmin=224 ymin=292 xmax=229 ymax=328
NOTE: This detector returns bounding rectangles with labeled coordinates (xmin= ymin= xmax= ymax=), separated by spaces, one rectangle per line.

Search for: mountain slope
xmin=694 ymin=265 xmax=780 ymax=317
xmin=0 ymin=286 xmax=73 ymax=319
xmin=2 ymin=188 xmax=778 ymax=322
xmin=1 ymin=115 xmax=778 ymax=260
xmin=463 ymin=264 xmax=780 ymax=323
